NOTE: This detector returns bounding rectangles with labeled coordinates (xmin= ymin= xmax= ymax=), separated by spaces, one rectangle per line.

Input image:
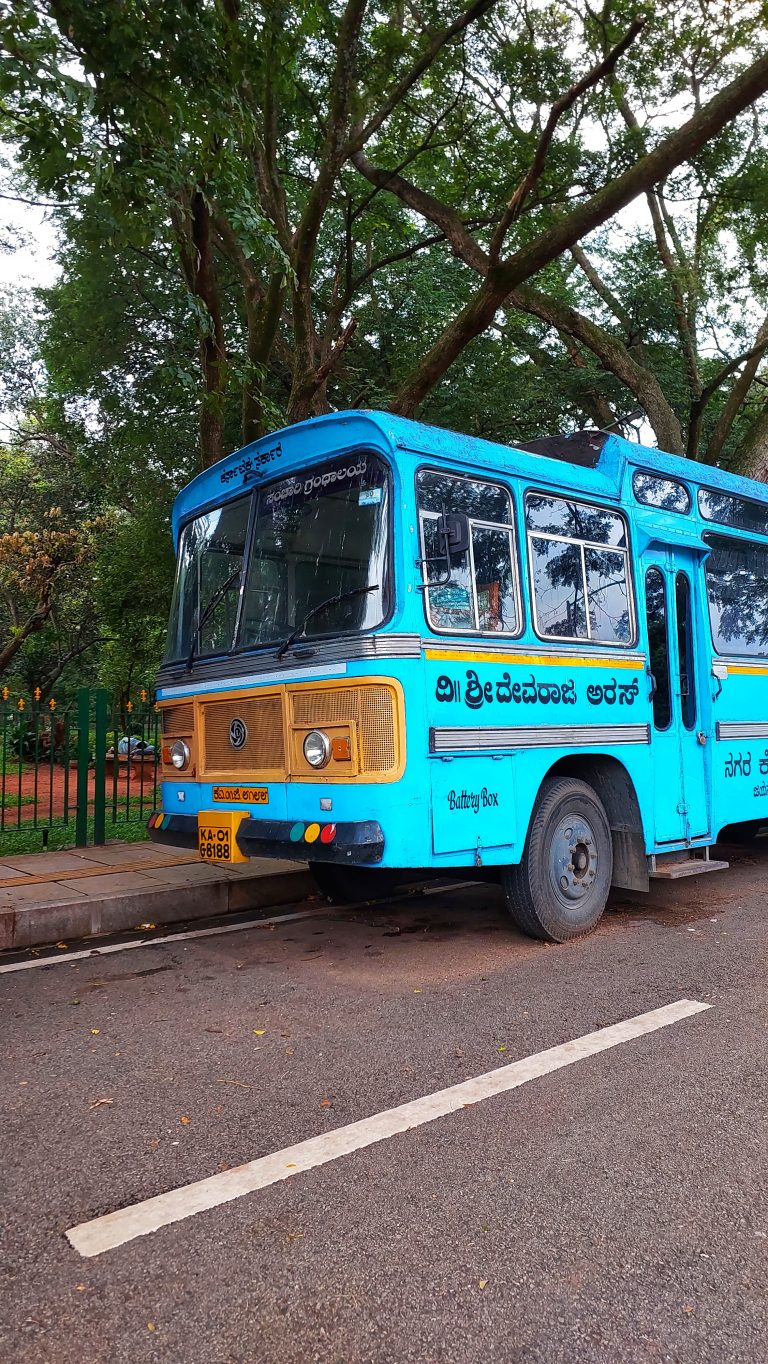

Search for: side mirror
xmin=437 ymin=511 xmax=470 ymax=561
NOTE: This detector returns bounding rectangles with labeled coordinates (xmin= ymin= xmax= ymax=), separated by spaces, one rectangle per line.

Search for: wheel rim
xmin=548 ymin=811 xmax=599 ymax=909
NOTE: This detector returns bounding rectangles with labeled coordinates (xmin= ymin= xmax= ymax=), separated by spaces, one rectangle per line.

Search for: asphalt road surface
xmin=2 ymin=844 xmax=767 ymax=1364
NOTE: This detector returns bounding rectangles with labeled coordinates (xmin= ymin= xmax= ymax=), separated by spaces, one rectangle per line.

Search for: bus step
xmin=649 ymin=850 xmax=729 ymax=880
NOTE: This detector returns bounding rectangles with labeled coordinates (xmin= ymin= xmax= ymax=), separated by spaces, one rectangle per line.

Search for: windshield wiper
xmin=186 ymin=566 xmax=242 ymax=672
xmin=275 ymin=585 xmax=379 ymax=661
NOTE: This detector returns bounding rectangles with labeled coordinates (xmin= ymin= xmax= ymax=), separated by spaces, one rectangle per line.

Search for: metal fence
xmin=0 ymin=686 xmax=160 ymax=852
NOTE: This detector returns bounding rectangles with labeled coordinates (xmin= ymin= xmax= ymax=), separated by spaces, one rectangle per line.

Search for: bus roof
xmin=171 ymin=409 xmax=768 ymax=541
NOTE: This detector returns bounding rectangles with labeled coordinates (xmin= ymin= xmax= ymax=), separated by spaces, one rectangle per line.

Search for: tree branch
xmin=510 ymin=283 xmax=685 ymax=453
xmin=389 ymin=51 xmax=768 ymax=416
xmin=488 ymin=17 xmax=646 ymax=263
xmin=701 ymin=313 xmax=768 ymax=463
xmin=346 ymin=0 xmax=498 ymax=155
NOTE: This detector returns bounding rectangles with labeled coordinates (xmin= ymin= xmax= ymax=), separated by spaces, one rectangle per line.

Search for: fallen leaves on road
xmin=147 ymin=1323 xmax=156 ymax=1332
xmin=90 ymin=1029 xmax=100 ymax=1036
xmin=179 ymin=1115 xmax=191 ymax=1125
xmin=137 ymin=923 xmax=156 ymax=930
xmin=89 ymin=1097 xmax=113 ymax=1109
xmin=75 ymin=1284 xmax=86 ymax=1293
xmin=56 ymin=942 xmax=68 ymax=950
xmin=319 ymin=1098 xmax=332 ymax=1108
xmin=479 ymin=1280 xmax=488 ymax=1290
xmin=253 ymin=1029 xmax=266 ymax=1036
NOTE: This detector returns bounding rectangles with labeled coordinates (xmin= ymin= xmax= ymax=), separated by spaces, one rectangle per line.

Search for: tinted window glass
xmin=525 ymin=494 xmax=626 ymax=547
xmin=704 ymin=533 xmax=768 ymax=657
xmin=585 ymin=548 xmax=632 ymax=643
xmin=644 ymin=568 xmax=671 ymax=730
xmin=633 ymin=472 xmax=690 ymax=514
xmin=164 ymin=496 xmax=250 ymax=662
xmin=676 ymin=572 xmax=696 ymax=729
xmin=417 ymin=470 xmax=511 ymax=523
xmin=698 ymin=489 xmax=768 ymax=537
xmin=239 ymin=454 xmax=389 ymax=648
xmin=422 ymin=515 xmax=474 ymax=630
xmin=472 ymin=525 xmax=519 ymax=632
xmin=529 ymin=537 xmax=588 ymax=639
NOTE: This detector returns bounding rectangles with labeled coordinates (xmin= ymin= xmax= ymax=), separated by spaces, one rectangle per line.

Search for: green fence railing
xmin=0 ymin=685 xmax=160 ymax=853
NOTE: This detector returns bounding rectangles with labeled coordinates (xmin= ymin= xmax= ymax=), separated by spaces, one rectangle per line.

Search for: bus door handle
xmin=646 ymin=668 xmax=657 ymax=701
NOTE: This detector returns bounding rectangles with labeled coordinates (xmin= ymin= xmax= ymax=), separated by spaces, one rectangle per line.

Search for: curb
xmin=0 ymin=868 xmax=315 ymax=951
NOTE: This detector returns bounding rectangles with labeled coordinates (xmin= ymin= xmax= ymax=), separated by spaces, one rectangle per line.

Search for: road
xmin=2 ymin=844 xmax=767 ymax=1364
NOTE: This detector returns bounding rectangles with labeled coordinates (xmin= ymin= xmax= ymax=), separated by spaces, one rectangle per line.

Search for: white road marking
xmin=67 ymin=997 xmax=710 ymax=1258
xmin=0 ymin=910 xmax=324 ymax=973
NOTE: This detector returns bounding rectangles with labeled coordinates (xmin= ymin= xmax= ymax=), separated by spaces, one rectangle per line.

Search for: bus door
xmin=643 ymin=549 xmax=709 ymax=843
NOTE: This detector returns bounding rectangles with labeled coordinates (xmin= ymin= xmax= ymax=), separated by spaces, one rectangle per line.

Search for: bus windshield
xmin=163 ymin=452 xmax=390 ymax=663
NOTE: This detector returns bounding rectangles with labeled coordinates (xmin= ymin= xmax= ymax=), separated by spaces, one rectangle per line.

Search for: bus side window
xmin=525 ymin=492 xmax=634 ymax=646
xmin=644 ymin=567 xmax=672 ymax=730
xmin=417 ymin=471 xmax=520 ymax=636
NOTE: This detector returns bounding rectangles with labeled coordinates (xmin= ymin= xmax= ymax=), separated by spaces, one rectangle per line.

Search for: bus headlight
xmin=303 ymin=730 xmax=331 ymax=769
xmin=170 ymin=739 xmax=191 ymax=771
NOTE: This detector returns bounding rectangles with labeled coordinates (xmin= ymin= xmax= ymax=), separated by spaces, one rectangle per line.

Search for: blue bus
xmin=148 ymin=410 xmax=768 ymax=942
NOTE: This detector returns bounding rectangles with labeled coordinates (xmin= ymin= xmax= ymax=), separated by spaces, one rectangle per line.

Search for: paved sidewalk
xmin=0 ymin=840 xmax=313 ymax=951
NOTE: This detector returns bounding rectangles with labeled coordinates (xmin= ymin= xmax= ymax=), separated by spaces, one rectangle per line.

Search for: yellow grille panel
xmin=202 ymin=694 xmax=285 ymax=775
xmin=289 ymin=685 xmax=396 ymax=774
xmin=169 ymin=678 xmax=402 ymax=782
xmin=161 ymin=703 xmax=194 ymax=736
xmin=359 ymin=687 xmax=397 ymax=772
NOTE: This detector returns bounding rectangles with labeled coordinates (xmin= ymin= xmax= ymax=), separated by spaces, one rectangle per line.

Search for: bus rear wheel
xmin=502 ymin=777 xmax=612 ymax=943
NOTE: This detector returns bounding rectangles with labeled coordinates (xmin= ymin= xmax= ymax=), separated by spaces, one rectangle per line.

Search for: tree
xmin=3 ymin=0 xmax=768 ymax=474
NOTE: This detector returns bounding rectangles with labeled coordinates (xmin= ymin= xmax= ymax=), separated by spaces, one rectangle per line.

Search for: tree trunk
xmin=242 ymin=271 xmax=285 ymax=444
xmin=0 ymin=593 xmax=54 ymax=676
xmin=191 ymin=191 xmax=227 ymax=468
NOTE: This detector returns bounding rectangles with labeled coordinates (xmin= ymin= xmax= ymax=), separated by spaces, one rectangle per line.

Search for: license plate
xmin=212 ymin=785 xmax=268 ymax=805
xmin=198 ymin=823 xmax=235 ymax=863
xmin=198 ymin=810 xmax=249 ymax=864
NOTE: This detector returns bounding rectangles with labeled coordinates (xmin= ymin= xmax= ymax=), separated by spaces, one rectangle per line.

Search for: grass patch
xmin=0 ymin=808 xmax=154 ymax=857
xmin=0 ymin=793 xmax=35 ymax=810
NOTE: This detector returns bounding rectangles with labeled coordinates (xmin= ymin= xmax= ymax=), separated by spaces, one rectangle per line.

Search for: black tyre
xmin=501 ymin=777 xmax=612 ymax=943
xmin=308 ymin=862 xmax=398 ymax=904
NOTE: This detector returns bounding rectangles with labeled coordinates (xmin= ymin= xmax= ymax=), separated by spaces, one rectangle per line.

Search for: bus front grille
xmin=161 ymin=703 xmax=194 ymax=736
xmin=290 ymin=685 xmax=397 ymax=774
xmin=201 ymin=694 xmax=285 ymax=776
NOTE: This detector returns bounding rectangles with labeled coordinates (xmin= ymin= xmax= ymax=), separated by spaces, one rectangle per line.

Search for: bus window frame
xmin=415 ymin=465 xmax=524 ymax=640
xmin=167 ymin=446 xmax=396 ymax=665
xmin=702 ymin=528 xmax=768 ymax=661
xmin=523 ymin=487 xmax=638 ymax=649
xmin=632 ymin=468 xmax=691 ymax=515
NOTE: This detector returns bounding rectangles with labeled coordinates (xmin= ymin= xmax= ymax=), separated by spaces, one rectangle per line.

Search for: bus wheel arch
xmin=541 ymin=754 xmax=648 ymax=894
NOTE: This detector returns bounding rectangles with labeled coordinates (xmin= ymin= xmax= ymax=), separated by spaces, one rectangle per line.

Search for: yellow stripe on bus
xmin=723 ymin=663 xmax=768 ymax=676
xmin=424 ymin=649 xmax=644 ymax=670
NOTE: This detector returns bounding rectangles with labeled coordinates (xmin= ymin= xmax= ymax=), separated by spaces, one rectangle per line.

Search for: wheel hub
xmin=550 ymin=815 xmax=599 ymax=905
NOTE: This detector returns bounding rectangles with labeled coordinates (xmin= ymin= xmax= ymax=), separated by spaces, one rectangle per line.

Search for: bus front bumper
xmin=147 ymin=812 xmax=385 ymax=864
